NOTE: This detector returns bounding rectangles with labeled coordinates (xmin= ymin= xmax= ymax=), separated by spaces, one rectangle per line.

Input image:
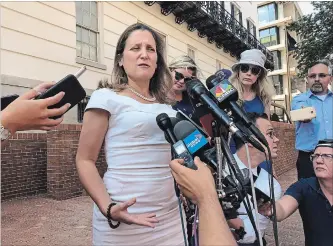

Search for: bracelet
xmin=106 ymin=202 xmax=120 ymax=229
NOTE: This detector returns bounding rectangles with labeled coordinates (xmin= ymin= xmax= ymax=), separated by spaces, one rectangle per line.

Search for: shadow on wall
xmin=1 ymin=123 xmax=297 ymax=201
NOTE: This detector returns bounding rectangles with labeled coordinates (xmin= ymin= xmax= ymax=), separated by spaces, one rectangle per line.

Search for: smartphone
xmin=173 ymin=140 xmax=197 ymax=170
xmin=290 ymin=107 xmax=316 ymax=122
xmin=35 ymin=72 xmax=86 ymax=119
xmin=1 ymin=94 xmax=19 ymax=111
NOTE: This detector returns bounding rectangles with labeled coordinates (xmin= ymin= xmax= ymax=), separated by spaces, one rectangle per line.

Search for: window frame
xmin=246 ymin=18 xmax=256 ymax=36
xmin=187 ymin=46 xmax=196 ymax=61
xmin=258 ymin=2 xmax=278 ymax=25
xmin=272 ymin=50 xmax=282 ymax=70
xmin=76 ymin=1 xmax=99 ymax=62
xmin=259 ymin=26 xmax=280 ymax=47
xmin=271 ymin=75 xmax=283 ymax=95
xmin=231 ymin=3 xmax=242 ymax=25
xmin=216 ymin=60 xmax=223 ymax=71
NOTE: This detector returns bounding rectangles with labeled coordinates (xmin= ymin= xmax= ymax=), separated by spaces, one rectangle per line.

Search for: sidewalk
xmin=1 ymin=168 xmax=304 ymax=246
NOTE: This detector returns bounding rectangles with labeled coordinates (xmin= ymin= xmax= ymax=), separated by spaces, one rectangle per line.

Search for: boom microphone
xmin=186 ymin=79 xmax=246 ymax=143
xmin=206 ymin=76 xmax=269 ymax=148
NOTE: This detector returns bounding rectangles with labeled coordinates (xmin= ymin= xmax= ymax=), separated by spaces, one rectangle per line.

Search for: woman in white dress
xmin=76 ymin=23 xmax=185 ymax=245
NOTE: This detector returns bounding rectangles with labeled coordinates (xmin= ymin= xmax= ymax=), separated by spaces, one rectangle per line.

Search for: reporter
xmin=259 ymin=139 xmax=333 ymax=246
xmin=169 ymin=157 xmax=237 ymax=246
xmin=1 ymin=82 xmax=70 ymax=146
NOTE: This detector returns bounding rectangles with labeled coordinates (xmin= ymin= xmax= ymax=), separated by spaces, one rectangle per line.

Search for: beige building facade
xmin=1 ymin=1 xmax=271 ymax=123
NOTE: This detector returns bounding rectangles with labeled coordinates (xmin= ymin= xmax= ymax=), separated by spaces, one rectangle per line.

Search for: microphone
xmin=156 ymin=113 xmax=178 ymax=144
xmin=173 ymin=120 xmax=217 ymax=169
xmin=186 ymin=79 xmax=246 ymax=142
xmin=174 ymin=120 xmax=239 ymax=187
xmin=176 ymin=111 xmax=209 ymax=138
xmin=156 ymin=113 xmax=183 ymax=197
xmin=206 ymin=76 xmax=269 ymax=148
xmin=162 ymin=116 xmax=181 ymax=144
xmin=234 ymin=121 xmax=266 ymax=153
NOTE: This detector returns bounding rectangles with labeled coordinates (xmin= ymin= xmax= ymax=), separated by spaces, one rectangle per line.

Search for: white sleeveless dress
xmin=85 ymin=88 xmax=186 ymax=246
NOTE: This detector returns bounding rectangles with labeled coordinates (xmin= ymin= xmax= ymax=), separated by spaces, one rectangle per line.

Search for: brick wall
xmin=47 ymin=124 xmax=107 ymax=200
xmin=272 ymin=122 xmax=298 ymax=177
xmin=1 ymin=123 xmax=296 ymax=201
xmin=1 ymin=133 xmax=47 ymax=200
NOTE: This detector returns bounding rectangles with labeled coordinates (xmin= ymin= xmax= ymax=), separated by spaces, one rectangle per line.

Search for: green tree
xmin=288 ymin=1 xmax=333 ymax=77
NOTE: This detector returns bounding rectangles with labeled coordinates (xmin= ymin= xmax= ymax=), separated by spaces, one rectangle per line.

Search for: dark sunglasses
xmin=240 ymin=64 xmax=262 ymax=76
xmin=307 ymin=73 xmax=329 ymax=79
xmin=174 ymin=71 xmax=195 ymax=82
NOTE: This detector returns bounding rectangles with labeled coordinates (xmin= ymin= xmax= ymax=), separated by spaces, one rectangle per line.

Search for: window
xmin=231 ymin=3 xmax=243 ymax=25
xmin=246 ymin=19 xmax=256 ymax=36
xmin=188 ymin=46 xmax=195 ymax=61
xmin=216 ymin=60 xmax=223 ymax=71
xmin=258 ymin=3 xmax=278 ymax=25
xmin=77 ymin=96 xmax=90 ymax=123
xmin=272 ymin=50 xmax=282 ymax=70
xmin=259 ymin=27 xmax=279 ymax=47
xmin=271 ymin=75 xmax=283 ymax=95
xmin=214 ymin=1 xmax=225 ymax=22
xmin=76 ymin=1 xmax=98 ymax=61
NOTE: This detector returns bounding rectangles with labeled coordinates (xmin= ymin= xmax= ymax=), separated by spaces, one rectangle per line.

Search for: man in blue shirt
xmin=259 ymin=139 xmax=333 ymax=246
xmin=291 ymin=60 xmax=333 ymax=180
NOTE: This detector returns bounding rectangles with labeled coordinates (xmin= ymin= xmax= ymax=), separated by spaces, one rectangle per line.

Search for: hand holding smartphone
xmin=290 ymin=107 xmax=316 ymax=122
xmin=34 ymin=66 xmax=87 ymax=119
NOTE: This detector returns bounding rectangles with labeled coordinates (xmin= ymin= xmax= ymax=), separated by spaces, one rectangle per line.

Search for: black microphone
xmin=234 ymin=121 xmax=266 ymax=153
xmin=173 ymin=120 xmax=216 ymax=170
xmin=162 ymin=116 xmax=181 ymax=144
xmin=173 ymin=120 xmax=211 ymax=158
xmin=156 ymin=113 xmax=182 ymax=197
xmin=156 ymin=113 xmax=178 ymax=144
xmin=206 ymin=76 xmax=269 ymax=148
xmin=176 ymin=111 xmax=209 ymax=138
xmin=174 ymin=120 xmax=238 ymax=187
xmin=186 ymin=79 xmax=246 ymax=143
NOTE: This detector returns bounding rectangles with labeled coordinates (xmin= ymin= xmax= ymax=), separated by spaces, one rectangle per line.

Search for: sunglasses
xmin=240 ymin=64 xmax=262 ymax=76
xmin=174 ymin=71 xmax=195 ymax=82
xmin=307 ymin=73 xmax=329 ymax=79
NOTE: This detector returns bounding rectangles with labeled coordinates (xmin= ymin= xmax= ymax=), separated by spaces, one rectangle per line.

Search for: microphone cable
xmin=245 ymin=143 xmax=263 ymax=246
xmin=265 ymin=148 xmax=279 ymax=246
xmin=219 ymin=136 xmax=261 ymax=242
xmin=171 ymin=150 xmax=188 ymax=246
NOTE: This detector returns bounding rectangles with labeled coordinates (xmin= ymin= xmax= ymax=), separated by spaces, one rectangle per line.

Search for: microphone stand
xmin=217 ymin=128 xmax=261 ymax=243
xmin=211 ymin=120 xmax=225 ymax=199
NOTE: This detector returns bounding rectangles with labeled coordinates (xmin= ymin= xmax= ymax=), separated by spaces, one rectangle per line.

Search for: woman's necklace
xmin=128 ymin=86 xmax=156 ymax=102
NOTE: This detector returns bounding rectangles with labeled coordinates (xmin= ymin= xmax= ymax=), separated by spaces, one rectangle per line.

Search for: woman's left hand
xmin=110 ymin=198 xmax=159 ymax=228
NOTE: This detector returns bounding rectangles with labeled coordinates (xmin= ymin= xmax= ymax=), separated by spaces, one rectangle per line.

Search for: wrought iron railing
xmin=144 ymin=1 xmax=274 ymax=67
xmin=194 ymin=1 xmax=272 ymax=60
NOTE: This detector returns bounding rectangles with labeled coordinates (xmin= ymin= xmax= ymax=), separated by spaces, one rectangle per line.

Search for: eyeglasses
xmin=240 ymin=64 xmax=262 ymax=76
xmin=174 ymin=71 xmax=195 ymax=82
xmin=307 ymin=73 xmax=329 ymax=79
xmin=310 ymin=153 xmax=333 ymax=162
xmin=266 ymin=131 xmax=277 ymax=140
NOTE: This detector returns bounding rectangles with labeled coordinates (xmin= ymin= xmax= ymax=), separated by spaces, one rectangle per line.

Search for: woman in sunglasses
xmin=168 ymin=55 xmax=202 ymax=124
xmin=230 ymin=49 xmax=275 ymax=117
xmin=229 ymin=49 xmax=275 ymax=155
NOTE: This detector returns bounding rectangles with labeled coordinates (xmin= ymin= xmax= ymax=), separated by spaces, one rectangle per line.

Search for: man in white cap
xmin=259 ymin=139 xmax=333 ymax=246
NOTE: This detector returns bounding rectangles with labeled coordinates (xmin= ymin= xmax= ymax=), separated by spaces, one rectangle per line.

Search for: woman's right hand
xmin=110 ymin=198 xmax=159 ymax=228
xmin=258 ymin=201 xmax=273 ymax=217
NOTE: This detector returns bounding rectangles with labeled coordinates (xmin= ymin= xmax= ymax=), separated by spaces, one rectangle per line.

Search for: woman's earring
xmin=118 ymin=57 xmax=123 ymax=67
